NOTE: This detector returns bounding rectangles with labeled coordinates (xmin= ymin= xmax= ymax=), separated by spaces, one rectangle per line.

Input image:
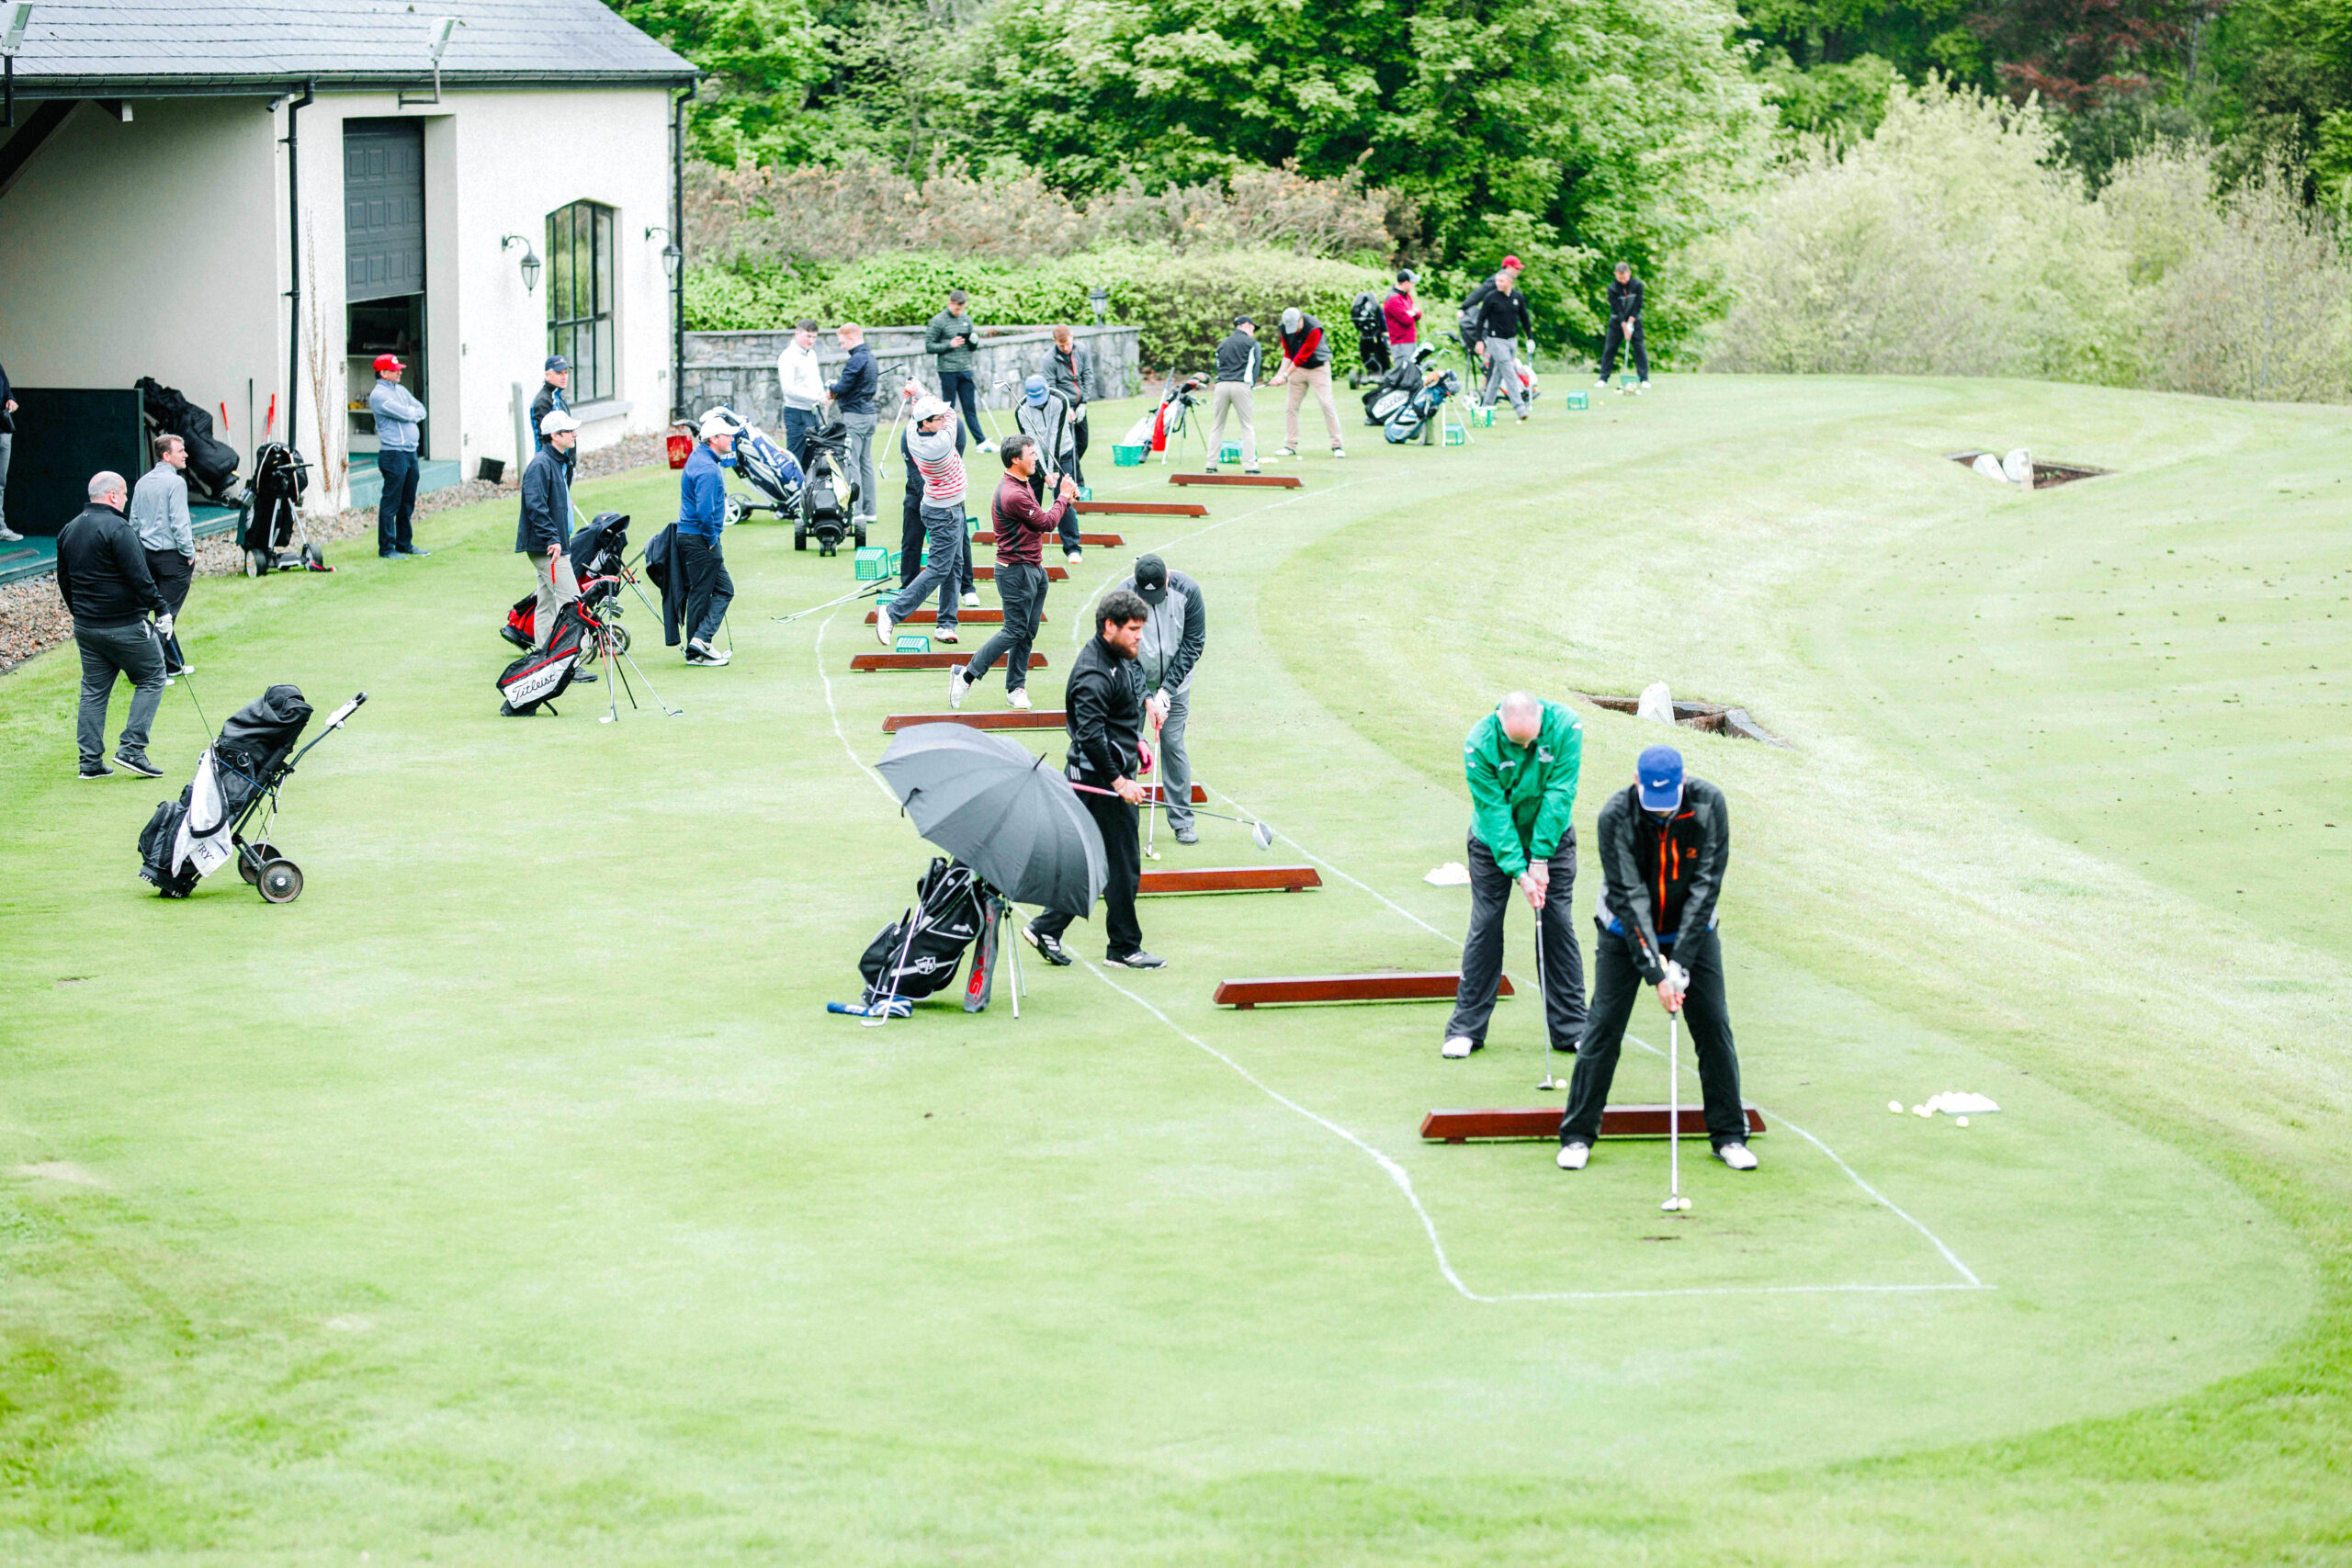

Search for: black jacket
xmin=56 ymin=501 xmax=166 ymax=628
xmin=1593 ymin=777 xmax=1730 ymax=982
xmin=1609 ymin=276 xmax=1645 ymax=324
xmin=529 ymin=381 xmax=576 ymax=468
xmin=1063 ymin=633 xmax=1146 ymax=784
xmin=1213 ymin=329 xmax=1261 ymax=385
xmin=1474 ymin=287 xmax=1532 ymax=341
xmin=644 ymin=522 xmax=687 ymax=647
xmin=514 ymin=445 xmax=571 ymax=553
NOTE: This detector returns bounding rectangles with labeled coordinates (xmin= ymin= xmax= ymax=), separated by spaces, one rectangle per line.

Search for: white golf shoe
xmin=874 ymin=609 xmax=894 ymax=647
xmin=1441 ymin=1036 xmax=1476 ymax=1059
xmin=1555 ymin=1143 xmax=1590 ymax=1171
xmin=1009 ymin=688 xmax=1033 ymax=710
xmin=948 ymin=664 xmax=971 ymax=709
xmin=960 ymin=591 xmax=980 ymax=609
xmin=1716 ymin=1143 xmax=1758 ymax=1170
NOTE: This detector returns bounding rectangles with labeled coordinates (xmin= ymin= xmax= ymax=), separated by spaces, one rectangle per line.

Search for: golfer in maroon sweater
xmin=952 ymin=434 xmax=1075 ymax=712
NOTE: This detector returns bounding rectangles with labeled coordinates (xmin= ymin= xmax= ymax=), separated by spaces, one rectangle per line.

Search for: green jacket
xmin=1463 ymin=701 xmax=1582 ymax=877
xmin=926 ymin=310 xmax=977 ymax=373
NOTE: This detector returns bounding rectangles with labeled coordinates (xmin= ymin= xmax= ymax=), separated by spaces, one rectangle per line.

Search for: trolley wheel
xmin=723 ymin=495 xmax=746 ymax=527
xmin=300 ymin=543 xmax=323 ymax=570
xmin=236 ymin=840 xmax=278 ymax=885
xmin=610 ymin=624 xmax=630 ymax=655
xmin=793 ymin=524 xmax=808 ymax=551
xmin=246 ymin=548 xmax=267 ymax=578
xmin=256 ymin=859 xmax=304 ymax=904
xmin=854 ymin=524 xmax=867 ymax=547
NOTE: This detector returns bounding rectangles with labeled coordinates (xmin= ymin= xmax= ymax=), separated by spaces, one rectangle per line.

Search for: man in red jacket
xmin=1383 ymin=270 xmax=1421 ymax=350
xmin=1272 ymin=307 xmax=1346 ymax=460
xmin=951 ymin=434 xmax=1074 ymax=712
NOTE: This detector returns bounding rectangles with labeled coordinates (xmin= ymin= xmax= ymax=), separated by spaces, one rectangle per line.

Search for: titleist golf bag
xmin=1348 ymin=291 xmax=1391 ymax=386
xmin=858 ymin=858 xmax=992 ymax=1008
xmin=1383 ymin=368 xmax=1464 ymax=445
xmin=1362 ymin=342 xmax=1437 ymax=426
xmin=797 ymin=414 xmax=862 ymax=554
xmin=502 ymin=513 xmax=630 ymax=649
xmin=497 ymin=601 xmax=594 ymax=716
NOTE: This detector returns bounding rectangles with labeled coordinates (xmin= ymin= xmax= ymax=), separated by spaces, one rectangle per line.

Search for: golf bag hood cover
xmin=140 ymin=683 xmax=312 ymax=897
xmin=136 ymin=377 xmax=241 ymax=500
xmin=735 ymin=429 xmax=805 ymax=513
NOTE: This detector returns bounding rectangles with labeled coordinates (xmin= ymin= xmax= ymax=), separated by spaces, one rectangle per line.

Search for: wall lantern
xmin=646 ymin=224 xmax=682 ymax=280
xmin=1089 ymin=285 xmax=1109 ymax=325
xmin=501 ymin=232 xmax=541 ymax=294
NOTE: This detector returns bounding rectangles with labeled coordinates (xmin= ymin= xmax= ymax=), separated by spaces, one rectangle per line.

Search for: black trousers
xmin=1030 ymin=784 xmax=1143 ymax=958
xmin=143 ymin=547 xmax=193 ymax=670
xmin=376 ymin=449 xmax=421 ymax=553
xmin=1599 ymin=320 xmax=1648 ymax=381
xmin=1444 ymin=830 xmax=1585 ymax=1049
xmin=1068 ymin=415 xmax=1090 ymax=487
xmin=1560 ymin=922 xmax=1744 ymax=1150
xmin=678 ymin=534 xmax=734 ymax=645
xmin=963 ymin=560 xmax=1046 ymax=691
xmin=940 ymin=368 xmax=985 ymax=447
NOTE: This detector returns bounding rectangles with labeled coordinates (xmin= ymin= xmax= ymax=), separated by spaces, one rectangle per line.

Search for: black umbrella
xmin=875 ymin=724 xmax=1105 ymax=918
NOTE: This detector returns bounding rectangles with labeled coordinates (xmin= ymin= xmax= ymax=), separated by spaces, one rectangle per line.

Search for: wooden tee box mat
xmin=1420 ymin=1106 xmax=1769 ymax=1142
xmin=1213 ymin=972 xmax=1510 ymax=1009
xmin=1076 ymin=501 xmax=1205 ymax=517
xmin=1171 ymin=472 xmax=1299 ymax=489
xmin=881 ymin=710 xmax=1068 ymax=733
xmin=1140 ymin=783 xmax=1207 ymax=805
xmin=852 ymin=652 xmax=1046 ymax=672
xmin=973 ymin=565 xmax=1070 ymax=582
xmin=977 ymin=531 xmax=1125 ymax=547
xmin=1141 ymin=865 xmax=1322 ymax=896
xmin=868 ymin=609 xmax=1039 ymax=625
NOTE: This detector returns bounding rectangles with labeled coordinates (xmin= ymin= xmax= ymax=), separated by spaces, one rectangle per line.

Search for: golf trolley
xmin=564 ymin=511 xmax=683 ymax=723
xmin=238 ymin=443 xmax=330 ymax=576
xmin=137 ymin=684 xmax=366 ymax=904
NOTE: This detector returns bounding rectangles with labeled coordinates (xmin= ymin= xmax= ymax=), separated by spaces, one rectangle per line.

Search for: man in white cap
xmin=876 ymin=396 xmax=967 ymax=646
xmin=515 ymin=409 xmax=581 ymax=651
xmin=676 ymin=410 xmax=738 ymax=664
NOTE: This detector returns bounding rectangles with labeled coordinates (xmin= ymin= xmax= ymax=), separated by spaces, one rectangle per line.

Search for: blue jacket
xmin=827 ymin=344 xmax=877 ymax=414
xmin=367 ymin=378 xmax=426 ymax=452
xmin=679 ymin=443 xmax=727 ymax=538
xmin=514 ymin=445 xmax=571 ymax=552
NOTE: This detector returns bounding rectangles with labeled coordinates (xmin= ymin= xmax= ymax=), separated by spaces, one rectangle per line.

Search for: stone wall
xmin=682 ymin=325 xmax=1141 ymax=433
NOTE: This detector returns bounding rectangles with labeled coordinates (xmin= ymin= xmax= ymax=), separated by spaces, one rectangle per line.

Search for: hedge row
xmin=684 ymin=247 xmax=1395 ymax=374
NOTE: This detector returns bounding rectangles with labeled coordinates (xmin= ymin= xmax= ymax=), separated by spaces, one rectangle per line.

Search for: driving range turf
xmin=0 ymin=374 xmax=2346 ymax=1562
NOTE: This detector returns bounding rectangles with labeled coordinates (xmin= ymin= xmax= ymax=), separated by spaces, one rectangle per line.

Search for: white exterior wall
xmin=0 ymin=96 xmax=285 ymax=462
xmin=1 ymin=85 xmax=676 ymax=513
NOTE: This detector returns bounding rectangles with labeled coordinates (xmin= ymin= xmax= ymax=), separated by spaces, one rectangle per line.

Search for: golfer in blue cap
xmin=1556 ymin=745 xmax=1757 ymax=1171
xmin=1012 ymin=373 xmax=1084 ymax=560
xmin=530 ymin=355 xmax=571 ymax=458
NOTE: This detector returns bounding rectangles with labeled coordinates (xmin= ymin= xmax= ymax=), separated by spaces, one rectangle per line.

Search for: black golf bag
xmin=135 ymin=378 xmax=241 ymax=502
xmin=238 ymin=443 xmax=326 ymax=576
xmin=1383 ymin=368 xmax=1464 ymax=444
xmin=503 ymin=513 xmax=630 ymax=649
xmin=858 ymin=858 xmax=990 ymax=1007
xmin=797 ymin=415 xmax=863 ymax=555
xmin=1348 ymin=291 xmax=1391 ymax=387
xmin=497 ymin=601 xmax=593 ymax=716
xmin=1362 ymin=342 xmax=1437 ymax=426
xmin=138 ymin=683 xmax=365 ymax=903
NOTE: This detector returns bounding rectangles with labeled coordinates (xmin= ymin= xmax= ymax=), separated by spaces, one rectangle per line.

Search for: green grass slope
xmin=0 ymin=376 xmax=2344 ymax=1562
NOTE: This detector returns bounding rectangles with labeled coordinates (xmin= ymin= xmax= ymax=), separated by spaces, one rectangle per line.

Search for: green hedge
xmin=685 ymin=247 xmax=1393 ymax=374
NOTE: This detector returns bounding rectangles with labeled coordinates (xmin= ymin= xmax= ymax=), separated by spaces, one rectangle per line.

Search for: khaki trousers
xmin=1206 ymin=382 xmax=1257 ymax=468
xmin=1283 ymin=362 xmax=1343 ymax=448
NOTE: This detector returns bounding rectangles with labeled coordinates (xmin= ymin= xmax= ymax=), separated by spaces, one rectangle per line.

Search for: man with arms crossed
xmin=1557 ymin=745 xmax=1755 ymax=1171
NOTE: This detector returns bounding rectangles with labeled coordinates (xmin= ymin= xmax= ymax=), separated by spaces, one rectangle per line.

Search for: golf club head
xmin=1661 ymin=1196 xmax=1682 ymax=1213
xmin=1250 ymin=820 xmax=1274 ymax=850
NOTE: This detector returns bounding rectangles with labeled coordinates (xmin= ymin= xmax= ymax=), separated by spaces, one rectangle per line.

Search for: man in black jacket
xmin=529 ymin=355 xmax=573 ymax=467
xmin=1556 ymin=745 xmax=1756 ymax=1172
xmin=1204 ymin=317 xmax=1261 ymax=475
xmin=55 ymin=471 xmax=171 ymax=779
xmin=1597 ymin=262 xmax=1648 ymax=389
xmin=1022 ymin=589 xmax=1165 ymax=970
xmin=1457 ymin=256 xmax=1523 ymax=373
xmin=1476 ymin=272 xmax=1534 ymax=419
xmin=515 ymin=412 xmax=579 ymax=650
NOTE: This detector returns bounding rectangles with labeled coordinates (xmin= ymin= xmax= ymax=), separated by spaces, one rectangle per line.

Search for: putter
xmin=1534 ymin=913 xmax=1558 ymax=1092
xmin=1661 ymin=1006 xmax=1686 ymax=1213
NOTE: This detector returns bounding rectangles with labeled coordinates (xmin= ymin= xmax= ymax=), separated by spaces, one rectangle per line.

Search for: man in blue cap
xmin=1012 ymin=373 xmax=1083 ymax=561
xmin=1556 ymin=745 xmax=1755 ymax=1171
xmin=1442 ymin=691 xmax=1585 ymax=1060
xmin=530 ymin=355 xmax=571 ymax=460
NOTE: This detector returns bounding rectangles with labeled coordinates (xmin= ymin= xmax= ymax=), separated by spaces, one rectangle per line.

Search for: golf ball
xmin=1955 ymin=1116 xmax=1970 ymax=1128
xmin=1913 ymin=1104 xmax=1928 ymax=1117
xmin=1888 ymin=1100 xmax=1903 ymax=1113
xmin=1678 ymin=1197 xmax=1693 ymax=1212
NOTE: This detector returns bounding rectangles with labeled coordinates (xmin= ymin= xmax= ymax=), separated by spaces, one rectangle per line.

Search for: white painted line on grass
xmin=816 ymin=606 xmax=899 ymax=807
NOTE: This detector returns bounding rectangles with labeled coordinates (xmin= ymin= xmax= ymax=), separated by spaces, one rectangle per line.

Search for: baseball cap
xmin=1131 ymin=554 xmax=1168 ymax=604
xmin=695 ymin=411 xmax=737 ymax=441
xmin=1023 ymin=374 xmax=1050 ymax=406
xmin=1636 ymin=745 xmax=1685 ymax=813
xmin=545 ymin=355 xmax=570 ymax=373
xmin=1232 ymin=314 xmax=1253 ymax=327
xmin=1280 ymin=307 xmax=1302 ymax=333
xmin=372 ymin=353 xmax=404 ymax=373
xmin=539 ymin=408 xmax=582 ymax=436
xmin=1501 ymin=255 xmax=1524 ymax=272
xmin=1396 ymin=267 xmax=1417 ymax=283
xmin=910 ymin=395 xmax=952 ymax=423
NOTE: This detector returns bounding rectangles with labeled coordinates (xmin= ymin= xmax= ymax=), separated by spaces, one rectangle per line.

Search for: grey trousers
xmin=75 ymin=620 xmax=166 ymax=764
xmin=1205 ymin=382 xmax=1256 ymax=468
xmin=0 ymin=430 xmax=12 ymax=533
xmin=1153 ymin=686 xmax=1194 ymax=829
xmin=1444 ymin=829 xmax=1586 ymax=1049
xmin=888 ymin=502 xmax=964 ymax=628
xmin=841 ymin=408 xmax=879 ymax=524
xmin=1482 ymin=336 xmax=1529 ymax=412
xmin=532 ymin=549 xmax=580 ymax=650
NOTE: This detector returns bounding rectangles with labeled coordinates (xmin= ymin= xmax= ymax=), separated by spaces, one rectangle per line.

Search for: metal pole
xmin=281 ymin=81 xmax=315 ymax=469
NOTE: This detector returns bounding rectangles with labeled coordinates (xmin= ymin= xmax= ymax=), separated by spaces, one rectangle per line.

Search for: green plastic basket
xmin=1564 ymin=390 xmax=1589 ymax=411
xmin=1443 ymin=425 xmax=1468 ymax=446
xmin=1219 ymin=443 xmax=1241 ymax=464
xmin=1469 ymin=405 xmax=1496 ymax=427
xmin=1113 ymin=443 xmax=1147 ymax=468
xmin=854 ymin=546 xmax=894 ymax=581
xmin=894 ymin=633 xmax=931 ymax=654
xmin=1078 ymin=486 xmax=1093 ymax=502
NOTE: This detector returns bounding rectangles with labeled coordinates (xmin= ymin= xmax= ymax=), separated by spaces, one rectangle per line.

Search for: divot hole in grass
xmin=1947 ymin=451 xmax=2112 ymax=489
xmin=1576 ymin=694 xmax=1784 ymax=746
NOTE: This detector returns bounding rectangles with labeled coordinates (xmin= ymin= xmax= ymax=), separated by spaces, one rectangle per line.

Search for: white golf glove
xmin=154 ymin=614 xmax=175 ymax=639
xmin=1661 ymin=960 xmax=1690 ymax=998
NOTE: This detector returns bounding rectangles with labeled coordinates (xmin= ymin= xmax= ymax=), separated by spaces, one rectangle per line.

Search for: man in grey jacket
xmin=1013 ymin=375 xmax=1083 ymax=561
xmin=366 ymin=353 xmax=430 ymax=558
xmin=925 ymin=289 xmax=992 ymax=453
xmin=1119 ymin=554 xmax=1207 ymax=843
xmin=129 ymin=435 xmax=196 ymax=677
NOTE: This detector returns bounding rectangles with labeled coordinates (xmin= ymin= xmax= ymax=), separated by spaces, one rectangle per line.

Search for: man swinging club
xmin=1556 ymin=746 xmax=1756 ymax=1172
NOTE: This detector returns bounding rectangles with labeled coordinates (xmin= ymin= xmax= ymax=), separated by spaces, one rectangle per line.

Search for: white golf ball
xmin=1955 ymin=1115 xmax=1970 ymax=1128
xmin=1678 ymin=1197 xmax=1693 ymax=1212
xmin=1888 ymin=1100 xmax=1903 ymax=1113
xmin=1913 ymin=1105 xmax=1928 ymax=1118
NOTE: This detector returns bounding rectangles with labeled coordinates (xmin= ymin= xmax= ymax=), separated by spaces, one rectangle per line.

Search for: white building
xmin=0 ymin=0 xmax=695 ymax=525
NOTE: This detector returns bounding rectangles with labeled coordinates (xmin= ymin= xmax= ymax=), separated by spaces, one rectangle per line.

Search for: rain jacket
xmin=1462 ymin=700 xmax=1581 ymax=878
xmin=1592 ymin=776 xmax=1730 ymax=983
xmin=926 ymin=310 xmax=978 ymax=374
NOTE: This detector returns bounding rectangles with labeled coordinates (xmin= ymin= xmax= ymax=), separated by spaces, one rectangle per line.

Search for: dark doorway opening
xmin=344 ymin=119 xmax=427 ymax=462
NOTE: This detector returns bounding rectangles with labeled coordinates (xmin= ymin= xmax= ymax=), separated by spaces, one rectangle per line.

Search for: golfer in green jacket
xmin=1442 ymin=692 xmax=1587 ymax=1059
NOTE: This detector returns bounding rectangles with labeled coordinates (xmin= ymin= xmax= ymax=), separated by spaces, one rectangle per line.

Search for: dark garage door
xmin=345 ymin=119 xmax=424 ymax=301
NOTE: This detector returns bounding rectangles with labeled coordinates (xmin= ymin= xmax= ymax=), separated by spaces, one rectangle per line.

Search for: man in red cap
xmin=366 ymin=353 xmax=430 ymax=559
xmin=1456 ymin=257 xmax=1525 ymax=385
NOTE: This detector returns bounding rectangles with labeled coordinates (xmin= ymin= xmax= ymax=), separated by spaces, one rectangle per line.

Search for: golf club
xmin=1070 ymin=783 xmax=1273 ymax=848
xmin=1661 ymin=1004 xmax=1688 ymax=1213
xmin=771 ymin=581 xmax=889 ymax=625
xmin=173 ymin=660 xmax=217 ymax=747
xmin=1144 ymin=710 xmax=1161 ymax=862
xmin=1535 ymin=913 xmax=1558 ymax=1091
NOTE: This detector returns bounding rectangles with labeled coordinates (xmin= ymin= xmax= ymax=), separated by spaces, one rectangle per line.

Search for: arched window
xmin=547 ymin=200 xmax=615 ymax=401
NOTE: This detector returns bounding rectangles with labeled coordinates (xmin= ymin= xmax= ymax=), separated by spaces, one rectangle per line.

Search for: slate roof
xmin=8 ymin=0 xmax=699 ymax=95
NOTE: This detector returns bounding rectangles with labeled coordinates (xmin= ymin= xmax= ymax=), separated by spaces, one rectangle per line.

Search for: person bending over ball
xmin=1556 ymin=746 xmax=1755 ymax=1172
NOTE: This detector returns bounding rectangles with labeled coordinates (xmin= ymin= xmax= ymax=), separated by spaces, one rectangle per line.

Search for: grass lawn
xmin=0 ymin=375 xmax=2346 ymax=1562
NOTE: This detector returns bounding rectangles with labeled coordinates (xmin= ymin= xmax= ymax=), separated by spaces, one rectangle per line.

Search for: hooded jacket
xmin=1120 ymin=568 xmax=1205 ymax=696
xmin=1462 ymin=701 xmax=1581 ymax=878
xmin=56 ymin=501 xmax=167 ymax=628
xmin=1063 ymin=632 xmax=1147 ymax=784
xmin=1592 ymin=776 xmax=1730 ymax=982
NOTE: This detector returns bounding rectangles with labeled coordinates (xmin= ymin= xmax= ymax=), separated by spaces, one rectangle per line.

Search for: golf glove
xmin=1661 ymin=961 xmax=1690 ymax=998
xmin=154 ymin=614 xmax=175 ymax=639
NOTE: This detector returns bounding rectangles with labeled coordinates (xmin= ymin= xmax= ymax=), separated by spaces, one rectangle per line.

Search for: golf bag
xmin=1362 ymin=342 xmax=1437 ymax=426
xmin=726 ymin=425 xmax=805 ymax=526
xmin=137 ymin=683 xmax=362 ymax=903
xmin=237 ymin=443 xmax=326 ymax=576
xmin=858 ymin=857 xmax=989 ymax=1007
xmin=1144 ymin=376 xmax=1204 ymax=454
xmin=135 ymin=378 xmax=241 ymax=502
xmin=502 ymin=512 xmax=630 ymax=649
xmin=1383 ymin=368 xmax=1464 ymax=445
xmin=1348 ymin=292 xmax=1391 ymax=386
xmin=796 ymin=414 xmax=863 ymax=556
xmin=497 ymin=601 xmax=593 ymax=716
